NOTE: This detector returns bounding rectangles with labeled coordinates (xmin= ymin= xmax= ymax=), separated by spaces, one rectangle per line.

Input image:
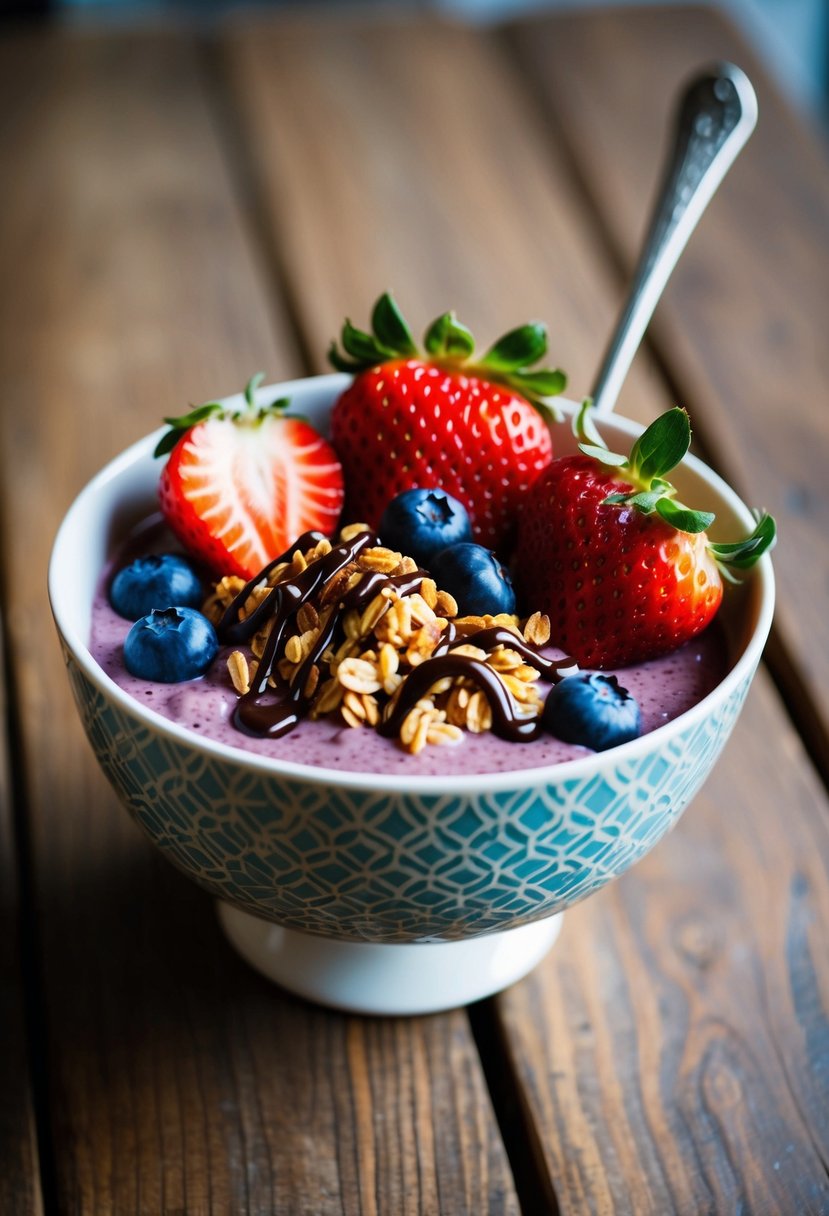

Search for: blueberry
xmin=542 ymin=673 xmax=641 ymax=752
xmin=379 ymin=488 xmax=472 ymax=567
xmin=123 ymin=608 xmax=219 ymax=682
xmin=430 ymin=543 xmax=516 ymax=616
xmin=110 ymin=553 xmax=204 ymax=620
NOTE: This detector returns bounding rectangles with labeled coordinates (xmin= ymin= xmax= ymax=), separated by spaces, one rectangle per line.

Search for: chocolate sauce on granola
xmin=219 ymin=531 xmax=571 ymax=743
xmin=434 ymin=626 xmax=573 ymax=682
xmin=379 ymin=628 xmax=576 ymax=744
xmin=223 ymin=531 xmax=378 ymax=737
xmin=380 ymin=654 xmax=544 ymax=742
xmin=220 ymin=530 xmax=337 ymax=643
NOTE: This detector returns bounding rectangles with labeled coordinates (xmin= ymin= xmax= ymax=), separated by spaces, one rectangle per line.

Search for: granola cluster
xmin=203 ymin=526 xmax=552 ymax=755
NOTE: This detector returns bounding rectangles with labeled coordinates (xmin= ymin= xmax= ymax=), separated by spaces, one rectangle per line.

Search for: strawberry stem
xmin=154 ymin=375 xmax=291 ymax=458
xmin=656 ymin=498 xmax=714 ymax=532
xmin=328 ymin=291 xmax=567 ymax=414
xmin=424 ymin=312 xmax=476 ymax=359
xmin=244 ymin=371 xmax=266 ymax=408
xmin=627 ymin=408 xmax=691 ymax=483
xmin=372 ymin=294 xmax=417 ymax=356
xmin=154 ymin=402 xmax=223 ymax=457
xmin=709 ymin=511 xmax=776 ymax=577
xmin=579 ymin=402 xmax=712 ymax=530
xmin=576 ymin=401 xmax=777 ymax=556
xmin=478 ymin=323 xmax=548 ymax=373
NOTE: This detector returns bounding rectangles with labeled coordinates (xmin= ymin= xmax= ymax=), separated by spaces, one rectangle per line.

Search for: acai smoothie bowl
xmin=48 ymin=298 xmax=775 ymax=1013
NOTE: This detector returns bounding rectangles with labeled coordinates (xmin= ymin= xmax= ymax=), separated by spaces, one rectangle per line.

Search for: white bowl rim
xmin=49 ymin=372 xmax=776 ymax=796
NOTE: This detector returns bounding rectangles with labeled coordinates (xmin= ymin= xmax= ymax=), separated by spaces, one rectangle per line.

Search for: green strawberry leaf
xmin=261 ymin=396 xmax=291 ymax=419
xmin=574 ymin=398 xmax=604 ymax=446
xmin=717 ymin=564 xmax=743 ymax=587
xmin=575 ymin=398 xmax=630 ymax=464
xmin=154 ymin=401 xmax=224 ymax=458
xmin=372 ymin=293 xmax=417 ymax=357
xmin=580 ymin=443 xmax=628 ymax=466
xmin=244 ymin=371 xmax=266 ymax=408
xmin=656 ymin=498 xmax=715 ymax=533
xmin=341 ymin=320 xmax=395 ymax=365
xmin=709 ymin=511 xmax=777 ymax=569
xmin=509 ymin=368 xmax=567 ymax=397
xmin=328 ymin=294 xmax=568 ymax=426
xmin=479 ymin=323 xmax=547 ymax=373
xmin=154 ymin=428 xmax=186 ymax=458
xmin=328 ymin=341 xmax=365 ymax=373
xmin=651 ymin=477 xmax=676 ymax=497
xmin=628 ymin=407 xmax=691 ymax=483
xmin=329 ymin=294 xmax=414 ymax=372
xmin=606 ymin=490 xmax=664 ymax=513
xmin=573 ymin=404 xmax=773 ymax=571
xmin=154 ymin=377 xmax=298 ymax=458
xmin=161 ymin=402 xmax=224 ymax=428
xmin=424 ymin=312 xmax=476 ymax=359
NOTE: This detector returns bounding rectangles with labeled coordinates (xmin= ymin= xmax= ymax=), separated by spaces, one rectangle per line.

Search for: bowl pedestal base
xmin=217 ymin=903 xmax=564 ymax=1015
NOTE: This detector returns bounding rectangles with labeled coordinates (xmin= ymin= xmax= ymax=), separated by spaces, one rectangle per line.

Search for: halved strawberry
xmin=328 ymin=293 xmax=566 ymax=551
xmin=156 ymin=375 xmax=344 ymax=579
xmin=516 ymin=403 xmax=775 ymax=668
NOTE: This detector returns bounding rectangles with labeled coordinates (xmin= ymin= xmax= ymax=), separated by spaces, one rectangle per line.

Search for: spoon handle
xmin=590 ymin=62 xmax=758 ymax=416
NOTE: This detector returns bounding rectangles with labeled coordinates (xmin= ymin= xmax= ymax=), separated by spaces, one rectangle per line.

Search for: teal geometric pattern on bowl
xmin=66 ymin=652 xmax=754 ymax=943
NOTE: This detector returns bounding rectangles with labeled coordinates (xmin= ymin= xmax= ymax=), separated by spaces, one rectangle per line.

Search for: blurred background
xmin=2 ymin=0 xmax=827 ymax=128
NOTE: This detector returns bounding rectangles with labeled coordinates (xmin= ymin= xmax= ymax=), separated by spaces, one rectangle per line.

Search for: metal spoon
xmin=590 ymin=62 xmax=758 ymax=416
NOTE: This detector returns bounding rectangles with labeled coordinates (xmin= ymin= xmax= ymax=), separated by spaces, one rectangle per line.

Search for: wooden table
xmin=2 ymin=6 xmax=828 ymax=1212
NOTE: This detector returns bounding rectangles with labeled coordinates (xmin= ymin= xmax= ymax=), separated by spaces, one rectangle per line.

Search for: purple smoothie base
xmin=89 ymin=523 xmax=729 ymax=777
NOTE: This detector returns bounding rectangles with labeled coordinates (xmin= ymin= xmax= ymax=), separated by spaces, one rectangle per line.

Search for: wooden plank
xmin=220 ymin=12 xmax=667 ymax=424
xmin=507 ymin=4 xmax=829 ymax=768
xmin=0 ymin=610 xmax=43 ymax=1215
xmin=495 ymin=675 xmax=829 ymax=1214
xmin=481 ymin=8 xmax=829 ymax=1210
xmin=0 ymin=30 xmax=518 ymax=1214
xmin=221 ymin=11 xmax=829 ymax=1210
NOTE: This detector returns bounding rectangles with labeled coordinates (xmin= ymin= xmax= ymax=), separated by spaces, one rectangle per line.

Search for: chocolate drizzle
xmin=379 ymin=654 xmax=544 ymax=742
xmin=220 ymin=530 xmax=377 ymax=737
xmin=220 ymin=530 xmax=333 ymax=644
xmin=434 ymin=626 xmax=569 ymax=681
xmin=216 ymin=530 xmax=576 ymax=744
xmin=382 ymin=627 xmax=577 ymax=744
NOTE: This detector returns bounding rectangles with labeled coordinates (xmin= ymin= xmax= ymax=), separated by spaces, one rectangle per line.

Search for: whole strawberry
xmin=516 ymin=403 xmax=775 ymax=668
xmin=328 ymin=293 xmax=566 ymax=550
xmin=156 ymin=374 xmax=344 ymax=580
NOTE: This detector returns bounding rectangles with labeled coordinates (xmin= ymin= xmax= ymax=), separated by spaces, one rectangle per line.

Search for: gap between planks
xmin=492 ymin=14 xmax=829 ymax=1208
xmin=199 ymin=30 xmax=558 ymax=1214
xmin=0 ymin=568 xmax=48 ymax=1213
xmin=499 ymin=10 xmax=829 ymax=798
xmin=0 ymin=27 xmax=524 ymax=1215
xmin=468 ymin=999 xmax=563 ymax=1216
xmin=209 ymin=13 xmax=826 ymax=1210
xmin=198 ymin=35 xmax=321 ymax=381
xmin=213 ymin=14 xmax=829 ymax=1211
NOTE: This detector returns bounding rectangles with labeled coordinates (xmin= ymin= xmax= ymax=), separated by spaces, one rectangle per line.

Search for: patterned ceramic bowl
xmin=49 ymin=375 xmax=774 ymax=1013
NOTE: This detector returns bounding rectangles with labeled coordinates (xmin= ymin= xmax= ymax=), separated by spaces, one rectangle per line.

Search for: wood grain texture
xmin=220 ymin=12 xmax=668 ymax=426
xmin=483 ymin=8 xmax=829 ymax=1211
xmin=37 ymin=858 xmax=517 ymax=1214
xmin=506 ymin=4 xmax=829 ymax=767
xmin=0 ymin=610 xmax=43 ymax=1215
xmin=223 ymin=13 xmax=829 ymax=1207
xmin=0 ymin=30 xmax=518 ymax=1214
xmin=495 ymin=673 xmax=829 ymax=1214
xmin=3 ymin=11 xmax=827 ymax=1212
